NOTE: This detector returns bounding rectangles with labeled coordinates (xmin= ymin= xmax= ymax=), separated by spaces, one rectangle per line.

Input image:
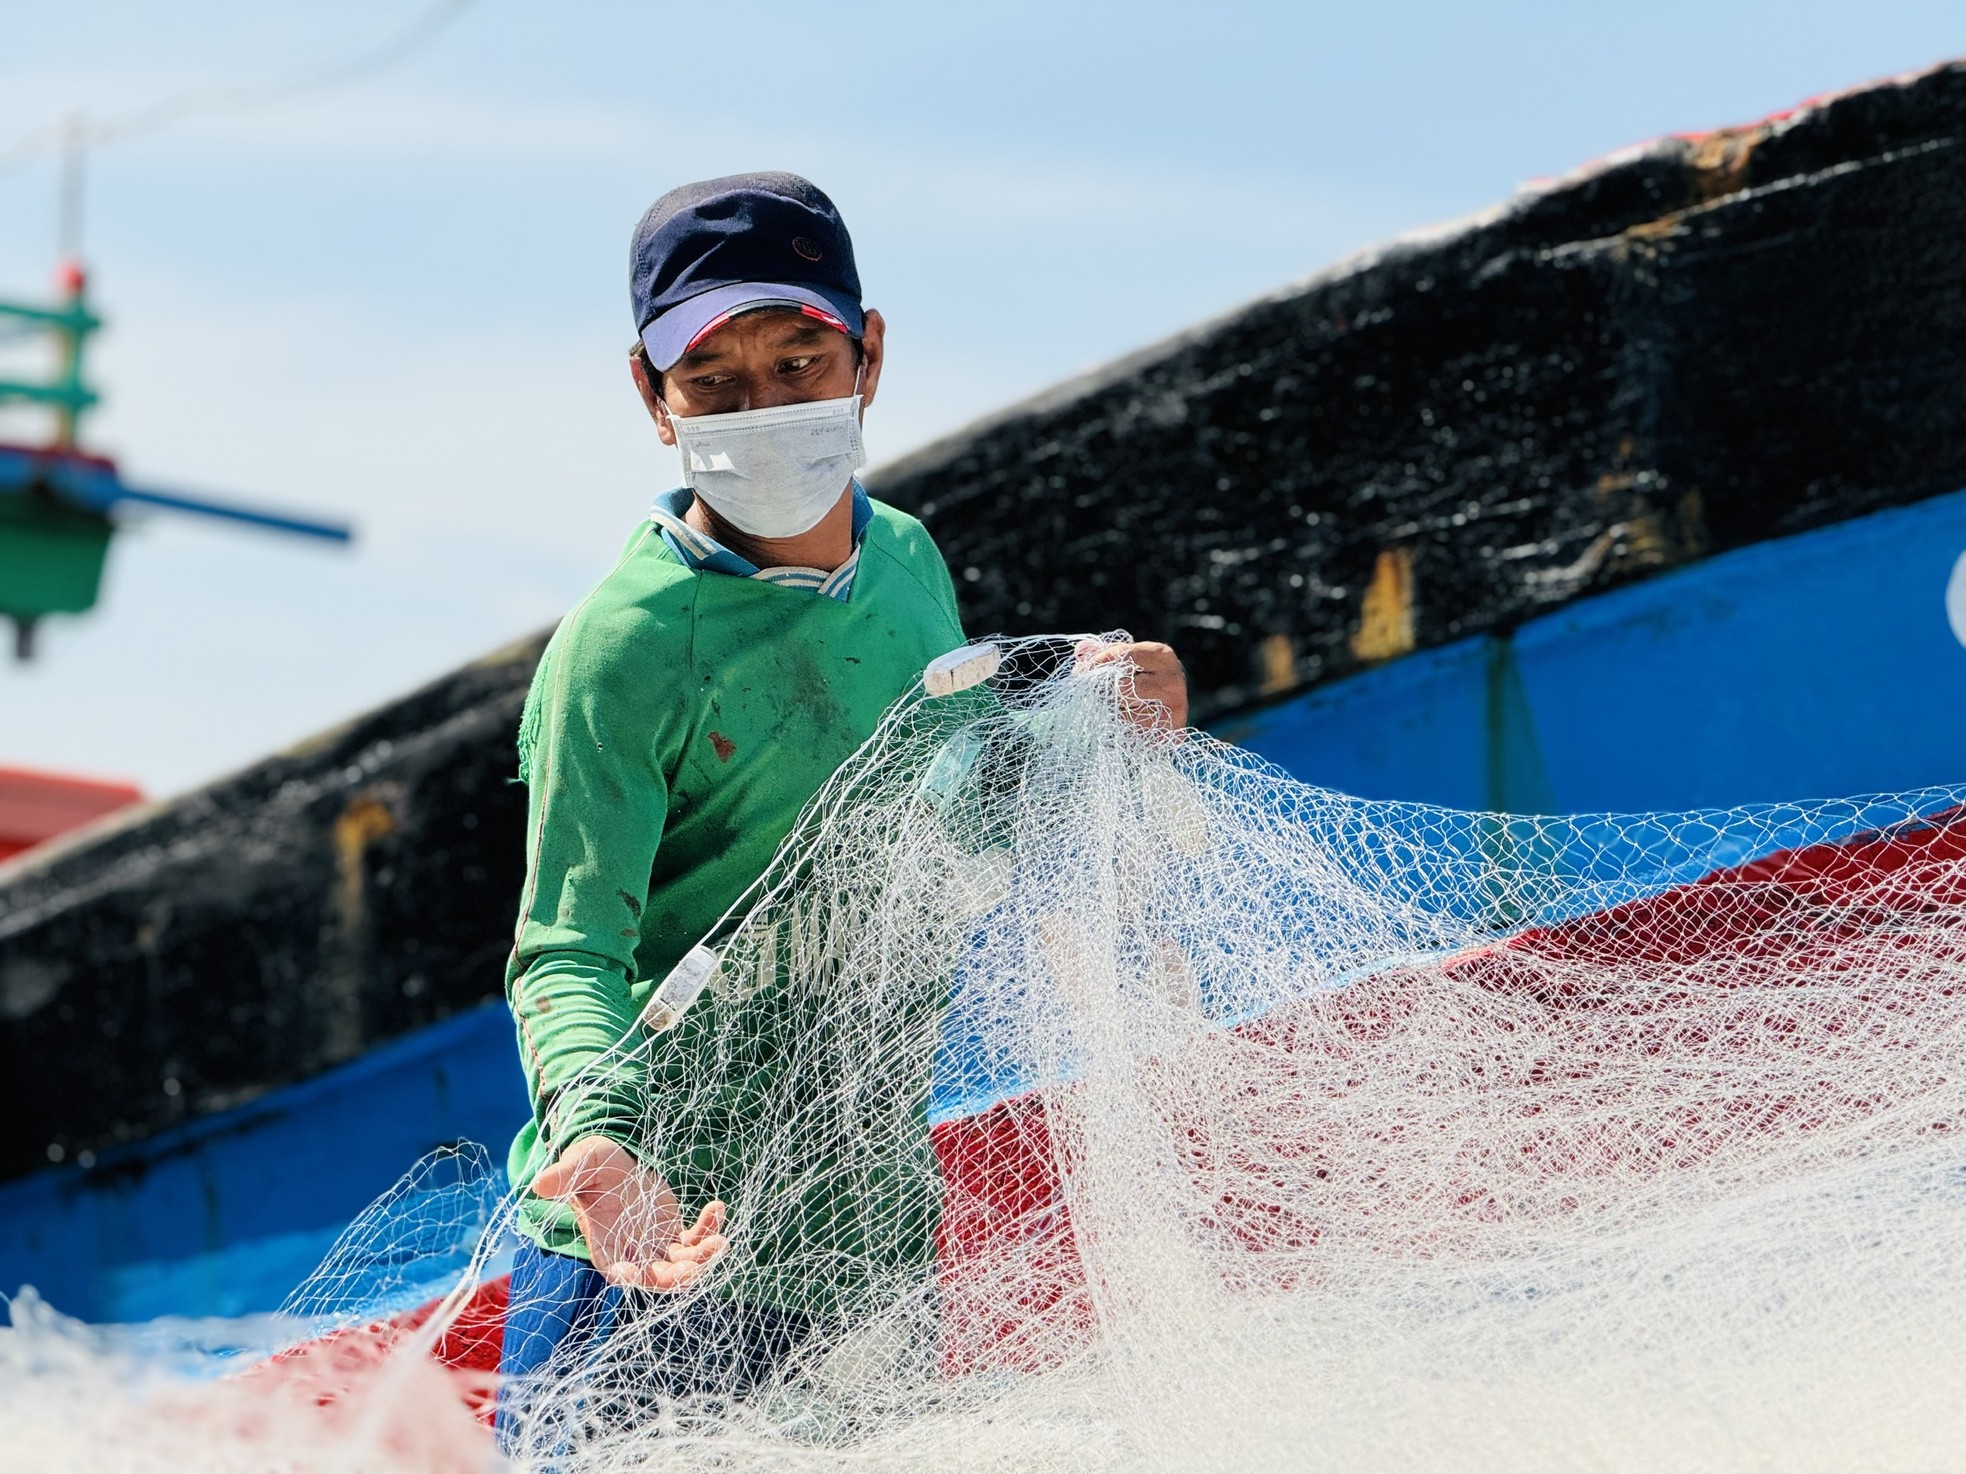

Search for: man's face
xmin=634 ymin=305 xmax=886 ymax=445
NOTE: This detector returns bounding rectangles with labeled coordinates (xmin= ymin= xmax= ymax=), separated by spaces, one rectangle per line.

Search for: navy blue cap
xmin=630 ymin=172 xmax=865 ymax=371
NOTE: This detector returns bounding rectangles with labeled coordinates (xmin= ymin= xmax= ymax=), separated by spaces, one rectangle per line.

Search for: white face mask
xmin=666 ymin=392 xmax=866 ymax=540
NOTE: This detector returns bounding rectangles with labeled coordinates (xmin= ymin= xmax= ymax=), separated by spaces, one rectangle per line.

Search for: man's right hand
xmin=531 ymin=1135 xmax=727 ymax=1290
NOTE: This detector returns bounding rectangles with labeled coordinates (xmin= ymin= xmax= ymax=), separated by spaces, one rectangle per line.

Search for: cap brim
xmin=639 ymin=282 xmax=864 ymax=371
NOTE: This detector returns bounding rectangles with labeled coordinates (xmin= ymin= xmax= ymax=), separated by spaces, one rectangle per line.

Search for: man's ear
xmin=628 ymin=349 xmax=676 ymax=444
xmin=857 ymin=308 xmax=886 ymax=415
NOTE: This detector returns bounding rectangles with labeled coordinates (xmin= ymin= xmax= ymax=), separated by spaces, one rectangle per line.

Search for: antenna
xmin=57 ymin=117 xmax=85 ymax=267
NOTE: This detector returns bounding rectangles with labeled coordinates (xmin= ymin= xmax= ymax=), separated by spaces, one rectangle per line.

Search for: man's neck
xmin=685 ymin=482 xmax=857 ymax=570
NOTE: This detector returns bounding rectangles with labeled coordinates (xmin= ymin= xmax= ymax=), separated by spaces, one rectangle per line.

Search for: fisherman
xmin=494 ymin=172 xmax=1187 ymax=1440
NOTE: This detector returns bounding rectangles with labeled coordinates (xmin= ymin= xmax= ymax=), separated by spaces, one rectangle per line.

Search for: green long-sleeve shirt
xmin=504 ymin=496 xmax=964 ymax=1314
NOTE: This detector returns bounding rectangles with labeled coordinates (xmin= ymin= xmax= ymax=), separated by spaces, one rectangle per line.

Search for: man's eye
xmin=779 ymin=356 xmax=816 ymax=373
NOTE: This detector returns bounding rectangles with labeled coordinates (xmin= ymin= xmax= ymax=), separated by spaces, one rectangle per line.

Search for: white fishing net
xmin=7 ymin=632 xmax=1966 ymax=1473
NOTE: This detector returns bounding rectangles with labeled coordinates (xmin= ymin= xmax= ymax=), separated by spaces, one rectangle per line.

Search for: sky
xmin=1 ymin=0 xmax=1960 ymax=798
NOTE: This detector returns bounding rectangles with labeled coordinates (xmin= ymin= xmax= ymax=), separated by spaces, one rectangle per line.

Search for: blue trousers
xmin=494 ymin=1239 xmax=813 ymax=1452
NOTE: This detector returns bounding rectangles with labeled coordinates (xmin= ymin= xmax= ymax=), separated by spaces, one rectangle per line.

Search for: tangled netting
xmin=10 ymin=633 xmax=1966 ymax=1473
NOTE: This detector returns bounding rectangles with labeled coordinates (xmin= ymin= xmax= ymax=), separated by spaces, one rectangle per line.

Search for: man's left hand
xmin=1076 ymin=640 xmax=1189 ymax=732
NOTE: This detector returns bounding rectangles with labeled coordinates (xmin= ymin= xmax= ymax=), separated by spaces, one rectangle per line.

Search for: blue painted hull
xmin=1220 ymin=487 xmax=1966 ymax=814
xmin=0 ymin=1004 xmax=526 ymax=1322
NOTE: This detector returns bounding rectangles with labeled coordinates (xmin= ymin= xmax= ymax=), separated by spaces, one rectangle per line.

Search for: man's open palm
xmin=531 ymin=1135 xmax=727 ymax=1290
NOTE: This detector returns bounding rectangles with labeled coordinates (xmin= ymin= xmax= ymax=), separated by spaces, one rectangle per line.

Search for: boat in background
xmin=0 ymin=261 xmax=351 ymax=660
xmin=0 ymin=765 xmax=141 ymax=863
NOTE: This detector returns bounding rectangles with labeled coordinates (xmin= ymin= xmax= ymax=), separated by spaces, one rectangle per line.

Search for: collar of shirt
xmin=649 ymin=483 xmax=873 ymax=602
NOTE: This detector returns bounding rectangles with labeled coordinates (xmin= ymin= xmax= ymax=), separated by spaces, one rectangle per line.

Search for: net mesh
xmin=9 ymin=631 xmax=1966 ymax=1471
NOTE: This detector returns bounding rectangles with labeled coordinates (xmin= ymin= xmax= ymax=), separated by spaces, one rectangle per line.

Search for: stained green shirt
xmin=504 ymin=497 xmax=964 ymax=1314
